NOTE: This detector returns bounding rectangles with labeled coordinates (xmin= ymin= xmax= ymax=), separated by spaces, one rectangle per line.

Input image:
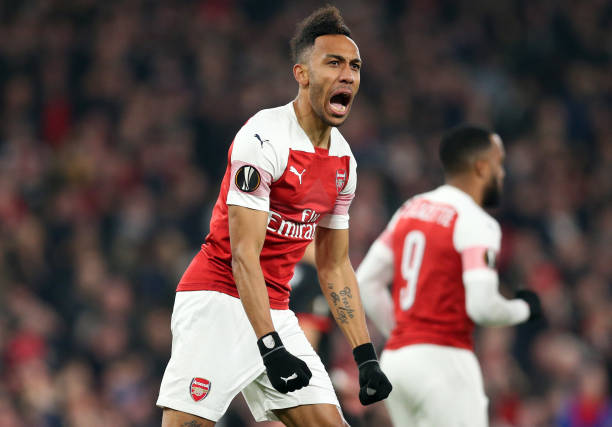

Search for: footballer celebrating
xmin=157 ymin=6 xmax=391 ymax=427
xmin=357 ymin=126 xmax=542 ymax=426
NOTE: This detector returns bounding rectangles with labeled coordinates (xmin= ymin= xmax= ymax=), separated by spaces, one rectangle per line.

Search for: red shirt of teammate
xmin=357 ymin=126 xmax=542 ymax=427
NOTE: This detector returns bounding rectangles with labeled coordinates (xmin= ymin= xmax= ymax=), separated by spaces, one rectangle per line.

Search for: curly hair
xmin=290 ymin=5 xmax=352 ymax=64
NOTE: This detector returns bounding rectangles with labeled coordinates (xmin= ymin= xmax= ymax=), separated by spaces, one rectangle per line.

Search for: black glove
xmin=353 ymin=343 xmax=393 ymax=405
xmin=257 ymin=331 xmax=312 ymax=393
xmin=515 ymin=289 xmax=542 ymax=322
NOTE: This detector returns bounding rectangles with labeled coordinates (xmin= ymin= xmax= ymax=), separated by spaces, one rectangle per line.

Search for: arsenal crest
xmin=336 ymin=169 xmax=346 ymax=192
xmin=190 ymin=377 xmax=211 ymax=402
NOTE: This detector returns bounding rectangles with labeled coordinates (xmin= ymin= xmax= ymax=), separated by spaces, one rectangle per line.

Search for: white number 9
xmin=399 ymin=230 xmax=426 ymax=311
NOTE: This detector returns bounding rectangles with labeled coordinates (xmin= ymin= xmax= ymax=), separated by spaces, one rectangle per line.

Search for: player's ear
xmin=473 ymin=156 xmax=490 ymax=180
xmin=293 ymin=63 xmax=309 ymax=87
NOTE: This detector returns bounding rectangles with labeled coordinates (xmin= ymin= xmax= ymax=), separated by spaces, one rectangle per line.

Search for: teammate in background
xmin=158 ymin=6 xmax=391 ymax=427
xmin=356 ymin=126 xmax=542 ymax=426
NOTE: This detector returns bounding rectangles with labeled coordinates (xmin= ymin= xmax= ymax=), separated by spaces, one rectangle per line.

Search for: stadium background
xmin=0 ymin=0 xmax=610 ymax=426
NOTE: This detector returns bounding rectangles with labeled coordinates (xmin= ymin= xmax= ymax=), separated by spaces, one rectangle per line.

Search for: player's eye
xmin=351 ymin=63 xmax=361 ymax=71
xmin=329 ymin=60 xmax=339 ymax=66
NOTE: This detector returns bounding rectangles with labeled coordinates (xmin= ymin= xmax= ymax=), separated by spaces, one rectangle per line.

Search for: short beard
xmin=308 ymin=77 xmax=348 ymax=128
xmin=482 ymin=178 xmax=501 ymax=208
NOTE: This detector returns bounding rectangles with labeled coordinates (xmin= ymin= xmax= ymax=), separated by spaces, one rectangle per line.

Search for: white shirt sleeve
xmin=356 ymin=240 xmax=395 ymax=337
xmin=226 ymin=115 xmax=286 ymax=212
xmin=463 ymin=270 xmax=529 ymax=326
xmin=318 ymin=154 xmax=356 ymax=230
xmin=454 ymin=208 xmax=530 ymax=326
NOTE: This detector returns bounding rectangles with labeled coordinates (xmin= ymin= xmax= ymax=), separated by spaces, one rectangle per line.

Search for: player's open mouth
xmin=328 ymin=90 xmax=352 ymax=116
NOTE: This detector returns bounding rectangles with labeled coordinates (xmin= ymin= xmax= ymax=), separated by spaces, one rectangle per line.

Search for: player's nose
xmin=339 ymin=63 xmax=355 ymax=84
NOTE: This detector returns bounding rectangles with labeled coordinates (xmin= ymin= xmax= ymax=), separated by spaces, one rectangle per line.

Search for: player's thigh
xmin=380 ymin=348 xmax=423 ymax=426
xmin=421 ymin=387 xmax=487 ymax=427
xmin=273 ymin=403 xmax=347 ymax=427
xmin=422 ymin=347 xmax=488 ymax=427
xmin=157 ymin=291 xmax=264 ymax=422
xmin=381 ymin=344 xmax=488 ymax=427
xmin=438 ymin=349 xmax=488 ymax=427
xmin=242 ymin=309 xmax=340 ymax=423
xmin=162 ymin=408 xmax=215 ymax=427
xmin=380 ymin=379 xmax=419 ymax=427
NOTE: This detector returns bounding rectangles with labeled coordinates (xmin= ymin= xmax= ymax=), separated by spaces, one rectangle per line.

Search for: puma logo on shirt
xmin=289 ymin=166 xmax=306 ymax=184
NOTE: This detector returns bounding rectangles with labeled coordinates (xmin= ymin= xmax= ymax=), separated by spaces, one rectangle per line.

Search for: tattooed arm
xmin=315 ymin=227 xmax=393 ymax=406
xmin=314 ymin=227 xmax=371 ymax=348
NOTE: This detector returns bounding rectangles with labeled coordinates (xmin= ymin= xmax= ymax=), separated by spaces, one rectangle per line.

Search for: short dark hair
xmin=439 ymin=125 xmax=494 ymax=175
xmin=290 ymin=5 xmax=351 ymax=64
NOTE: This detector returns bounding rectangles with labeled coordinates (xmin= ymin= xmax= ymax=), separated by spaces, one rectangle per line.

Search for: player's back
xmin=382 ymin=185 xmax=500 ymax=351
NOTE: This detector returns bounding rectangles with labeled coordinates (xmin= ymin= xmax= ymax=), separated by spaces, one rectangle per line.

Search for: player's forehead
xmin=311 ymin=34 xmax=361 ymax=61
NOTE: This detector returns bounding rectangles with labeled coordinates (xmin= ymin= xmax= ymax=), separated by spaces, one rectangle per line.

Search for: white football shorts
xmin=156 ymin=290 xmax=340 ymax=422
xmin=380 ymin=344 xmax=489 ymax=427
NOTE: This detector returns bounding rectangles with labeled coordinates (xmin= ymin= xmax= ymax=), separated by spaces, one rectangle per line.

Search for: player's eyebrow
xmin=325 ymin=54 xmax=362 ymax=66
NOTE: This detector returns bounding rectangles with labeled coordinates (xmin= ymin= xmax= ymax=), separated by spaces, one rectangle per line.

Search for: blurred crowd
xmin=0 ymin=0 xmax=610 ymax=426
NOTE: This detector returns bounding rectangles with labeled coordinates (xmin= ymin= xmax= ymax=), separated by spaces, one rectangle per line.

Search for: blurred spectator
xmin=556 ymin=362 xmax=612 ymax=427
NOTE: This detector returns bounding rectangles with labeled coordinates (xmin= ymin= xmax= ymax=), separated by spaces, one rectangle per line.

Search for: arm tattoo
xmin=329 ymin=286 xmax=355 ymax=324
xmin=340 ymin=286 xmax=352 ymax=299
xmin=330 ymin=291 xmax=340 ymax=306
xmin=181 ymin=421 xmax=203 ymax=427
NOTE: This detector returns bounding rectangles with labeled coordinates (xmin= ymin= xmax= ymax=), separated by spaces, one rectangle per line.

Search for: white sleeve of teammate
xmin=226 ymin=115 xmax=286 ymax=212
xmin=454 ymin=211 xmax=530 ymax=326
xmin=356 ymin=241 xmax=395 ymax=337
xmin=355 ymin=208 xmax=403 ymax=337
xmin=318 ymin=155 xmax=356 ymax=229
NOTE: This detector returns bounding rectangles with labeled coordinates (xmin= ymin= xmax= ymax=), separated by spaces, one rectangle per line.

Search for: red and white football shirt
xmin=177 ymin=102 xmax=357 ymax=309
xmin=376 ymin=185 xmax=501 ymax=350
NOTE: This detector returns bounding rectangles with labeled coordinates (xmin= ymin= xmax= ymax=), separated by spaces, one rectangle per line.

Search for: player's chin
xmin=324 ymin=105 xmax=352 ymax=127
xmin=327 ymin=115 xmax=350 ymax=127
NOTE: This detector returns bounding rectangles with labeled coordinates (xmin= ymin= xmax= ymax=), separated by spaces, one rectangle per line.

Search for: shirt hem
xmin=177 ymin=282 xmax=289 ymax=310
xmin=385 ymin=336 xmax=473 ymax=351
